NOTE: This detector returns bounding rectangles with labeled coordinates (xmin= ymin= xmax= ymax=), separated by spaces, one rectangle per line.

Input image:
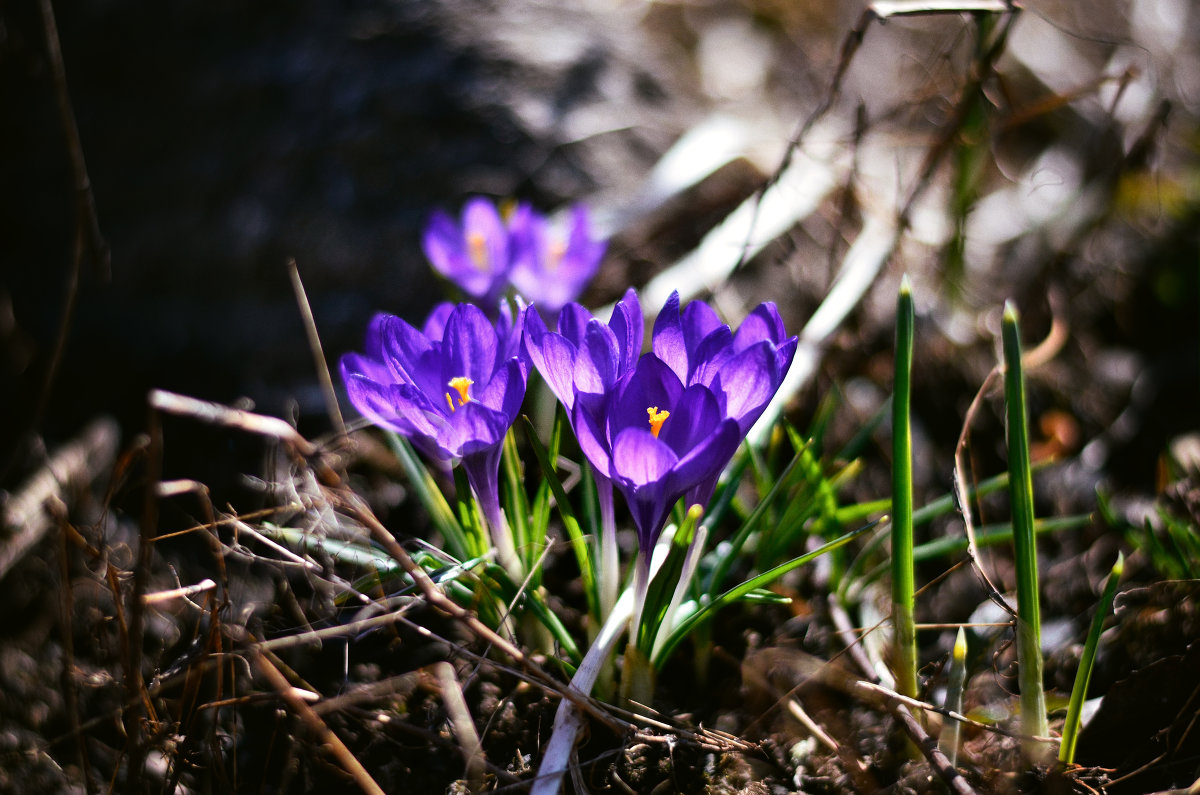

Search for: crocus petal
xmin=609 ymin=354 xmax=683 ymax=437
xmin=611 ymin=426 xmax=678 ymax=486
xmin=775 ymin=336 xmax=799 ymax=375
xmin=657 ymin=384 xmax=723 ymax=457
xmin=462 ymin=197 xmax=508 ymax=276
xmin=733 ymin=301 xmax=787 ymax=351
xmin=477 ymin=358 xmax=526 ymax=424
xmin=611 ymin=426 xmax=681 ymax=547
xmin=442 ymin=303 xmax=500 ymax=385
xmin=566 ymin=204 xmax=606 ymax=273
xmin=422 ymin=199 xmax=509 ymax=302
xmin=449 ymin=400 xmax=513 ymax=457
xmin=342 ymin=298 xmax=529 ymax=481
xmin=609 ymin=288 xmax=644 ymax=373
xmin=507 ymin=204 xmax=605 ymax=314
xmin=688 ymin=325 xmax=734 ymax=389
xmin=574 ymin=321 xmax=621 ymax=396
xmin=571 ymin=400 xmax=614 ymax=479
xmin=557 ymin=302 xmax=592 ymax=345
xmin=422 ymin=302 xmax=455 ymax=340
xmin=495 ymin=299 xmax=528 ymax=369
xmin=524 ymin=308 xmax=579 ymax=410
xmin=680 ymin=299 xmax=724 ymax=353
xmin=667 ymin=417 xmax=741 ymax=500
xmin=421 ymin=210 xmax=465 ymax=279
xmin=342 ymin=373 xmax=448 ymax=445
xmin=711 ymin=341 xmax=779 ymax=431
xmin=378 ymin=314 xmax=433 ymax=383
xmin=651 ymin=291 xmax=688 ymax=381
xmin=339 ymin=350 xmax=391 ymax=386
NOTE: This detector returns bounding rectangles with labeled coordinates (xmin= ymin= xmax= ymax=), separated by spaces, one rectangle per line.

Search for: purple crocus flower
xmin=523 ymin=287 xmax=643 ymax=416
xmin=422 ymin=198 xmax=512 ymax=308
xmin=340 ymin=301 xmax=529 ymax=573
xmin=650 ymin=291 xmax=798 ymax=508
xmin=523 ymin=288 xmax=642 ymax=615
xmin=600 ymin=354 xmax=743 ymax=552
xmin=528 ymin=289 xmax=797 ymax=555
xmin=508 ymin=203 xmax=606 ymax=316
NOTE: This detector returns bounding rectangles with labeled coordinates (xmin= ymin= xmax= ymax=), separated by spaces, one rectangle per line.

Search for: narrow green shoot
xmin=385 ymin=432 xmax=471 ymax=560
xmin=892 ymin=275 xmax=918 ymax=700
xmin=637 ymin=505 xmax=704 ymax=655
xmin=652 ymin=521 xmax=877 ymax=668
xmin=1059 ymin=552 xmax=1123 ymax=766
xmin=500 ymin=428 xmax=537 ymax=583
xmin=1001 ymin=302 xmax=1050 ymax=762
xmin=939 ymin=627 xmax=968 ymax=768
xmin=520 ymin=415 xmax=600 ymax=622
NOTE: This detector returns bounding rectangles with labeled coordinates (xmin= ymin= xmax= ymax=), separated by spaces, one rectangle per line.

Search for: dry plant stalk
xmin=0 ymin=417 xmax=119 ymax=579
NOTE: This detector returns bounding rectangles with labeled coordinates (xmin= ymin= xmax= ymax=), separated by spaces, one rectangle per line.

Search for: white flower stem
xmin=597 ymin=478 xmax=619 ymax=622
xmin=530 ymin=588 xmax=634 ymax=795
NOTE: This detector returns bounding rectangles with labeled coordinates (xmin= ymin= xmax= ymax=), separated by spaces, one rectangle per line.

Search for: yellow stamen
xmin=647 ymin=406 xmax=670 ymax=438
xmin=467 ymin=231 xmax=489 ymax=270
xmin=448 ymin=377 xmax=474 ymax=409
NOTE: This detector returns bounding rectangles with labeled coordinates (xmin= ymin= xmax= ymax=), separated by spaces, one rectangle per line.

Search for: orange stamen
xmin=446 ymin=377 xmax=473 ymax=412
xmin=647 ymin=406 xmax=670 ymax=438
xmin=546 ymin=239 xmax=567 ymax=270
xmin=467 ymin=232 xmax=488 ymax=270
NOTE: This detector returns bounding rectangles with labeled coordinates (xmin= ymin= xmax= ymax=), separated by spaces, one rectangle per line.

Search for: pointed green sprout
xmin=1002 ymin=302 xmax=1050 ymax=762
xmin=939 ymin=627 xmax=968 ymax=768
xmin=1059 ymin=552 xmax=1123 ymax=766
xmin=892 ymin=275 xmax=919 ymax=699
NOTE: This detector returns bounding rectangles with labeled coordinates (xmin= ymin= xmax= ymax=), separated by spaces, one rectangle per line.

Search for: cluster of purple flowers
xmin=524 ymin=289 xmax=796 ymax=552
xmin=340 ymin=198 xmax=797 ymax=562
xmin=422 ymin=197 xmax=606 ymax=316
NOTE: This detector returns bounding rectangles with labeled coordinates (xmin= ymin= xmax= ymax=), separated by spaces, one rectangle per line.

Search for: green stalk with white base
xmin=939 ymin=627 xmax=968 ymax=768
xmin=1001 ymin=302 xmax=1050 ymax=763
xmin=891 ymin=275 xmax=918 ymax=700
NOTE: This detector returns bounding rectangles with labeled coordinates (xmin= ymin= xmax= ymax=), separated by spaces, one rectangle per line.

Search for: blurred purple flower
xmin=340 ymin=301 xmax=529 ymax=553
xmin=422 ymin=198 xmax=511 ymax=308
xmin=422 ymin=197 xmax=606 ymax=314
xmin=509 ymin=203 xmax=606 ymax=316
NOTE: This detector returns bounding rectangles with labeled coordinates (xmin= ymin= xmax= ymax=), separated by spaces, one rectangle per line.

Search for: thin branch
xmin=252 ymin=647 xmax=386 ymax=795
xmin=289 ymin=259 xmax=346 ymax=437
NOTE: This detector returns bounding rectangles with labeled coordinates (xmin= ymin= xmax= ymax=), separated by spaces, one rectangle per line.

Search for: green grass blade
xmin=520 ymin=416 xmax=600 ymax=621
xmin=654 ymin=521 xmax=877 ymax=668
xmin=915 ymin=515 xmax=1090 ymax=561
xmin=704 ymin=452 xmax=802 ymax=594
xmin=892 ymin=275 xmax=918 ymax=700
xmin=384 ymin=432 xmax=471 ymax=560
xmin=501 ymin=428 xmax=536 ymax=581
xmin=1002 ymin=302 xmax=1049 ymax=761
xmin=1059 ymin=552 xmax=1123 ymax=765
xmin=851 ymin=515 xmax=1091 ymax=594
xmin=836 ymin=466 xmax=1040 ymax=528
xmin=638 ymin=505 xmax=702 ymax=655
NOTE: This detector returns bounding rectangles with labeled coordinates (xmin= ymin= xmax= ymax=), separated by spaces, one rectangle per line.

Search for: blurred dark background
xmin=0 ymin=0 xmax=689 ymax=486
xmin=2 ymin=0 xmax=1197 ymax=502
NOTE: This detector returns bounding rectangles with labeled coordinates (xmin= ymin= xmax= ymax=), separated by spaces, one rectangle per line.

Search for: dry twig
xmin=0 ymin=417 xmax=119 ymax=579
